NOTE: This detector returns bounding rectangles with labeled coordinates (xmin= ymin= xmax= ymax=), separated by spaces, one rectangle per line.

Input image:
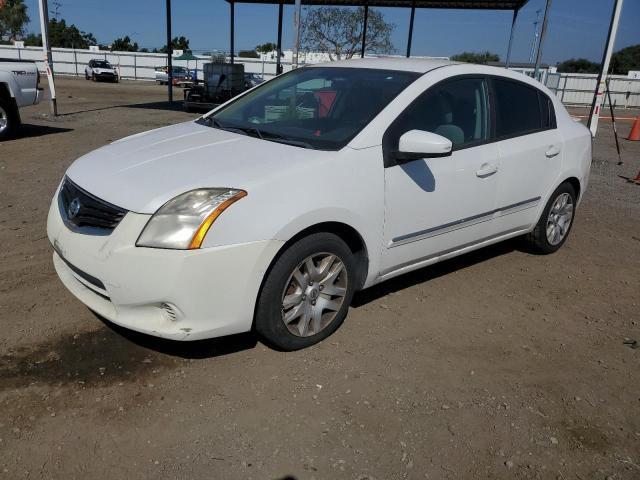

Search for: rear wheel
xmin=0 ymin=97 xmax=18 ymax=140
xmin=526 ymin=182 xmax=576 ymax=254
xmin=255 ymin=233 xmax=356 ymax=350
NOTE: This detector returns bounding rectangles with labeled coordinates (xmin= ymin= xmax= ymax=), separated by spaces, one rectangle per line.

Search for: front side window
xmin=384 ymin=77 xmax=489 ymax=161
xmin=492 ymin=78 xmax=544 ymax=138
xmin=204 ymin=67 xmax=419 ymax=150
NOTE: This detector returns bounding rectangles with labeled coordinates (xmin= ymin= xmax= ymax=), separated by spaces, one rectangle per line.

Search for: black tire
xmin=0 ymin=96 xmax=19 ymax=141
xmin=85 ymin=71 xmax=90 ymax=80
xmin=255 ymin=232 xmax=356 ymax=351
xmin=92 ymin=73 xmax=96 ymax=82
xmin=525 ymin=182 xmax=577 ymax=254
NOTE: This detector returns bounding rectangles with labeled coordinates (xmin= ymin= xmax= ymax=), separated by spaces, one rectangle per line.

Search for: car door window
xmin=492 ymin=78 xmax=546 ymax=138
xmin=384 ymin=77 xmax=489 ymax=165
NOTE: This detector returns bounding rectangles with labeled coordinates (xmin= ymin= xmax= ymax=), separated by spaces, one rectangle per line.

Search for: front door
xmin=380 ymin=76 xmax=500 ymax=277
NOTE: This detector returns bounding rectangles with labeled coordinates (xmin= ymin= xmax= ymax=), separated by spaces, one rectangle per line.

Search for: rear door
xmin=489 ymin=77 xmax=563 ymax=234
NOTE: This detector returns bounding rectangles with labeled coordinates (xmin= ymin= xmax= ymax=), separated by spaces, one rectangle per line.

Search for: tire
xmin=255 ymin=233 xmax=356 ymax=351
xmin=0 ymin=97 xmax=19 ymax=141
xmin=525 ymin=182 xmax=577 ymax=254
xmin=85 ymin=71 xmax=90 ymax=80
xmin=92 ymin=73 xmax=96 ymax=82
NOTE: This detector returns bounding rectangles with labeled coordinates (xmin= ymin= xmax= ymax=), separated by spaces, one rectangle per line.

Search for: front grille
xmin=59 ymin=177 xmax=127 ymax=232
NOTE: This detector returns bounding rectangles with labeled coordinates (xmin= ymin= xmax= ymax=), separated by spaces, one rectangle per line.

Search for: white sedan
xmin=47 ymin=58 xmax=591 ymax=350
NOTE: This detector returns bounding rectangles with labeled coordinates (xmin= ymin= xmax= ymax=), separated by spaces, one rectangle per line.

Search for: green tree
xmin=160 ymin=36 xmax=190 ymax=54
xmin=256 ymin=42 xmax=277 ymax=54
xmin=47 ymin=18 xmax=97 ymax=48
xmin=23 ymin=32 xmax=41 ymax=46
xmin=0 ymin=0 xmax=30 ymax=40
xmin=110 ymin=35 xmax=138 ymax=52
xmin=302 ymin=7 xmax=394 ymax=61
xmin=450 ymin=51 xmax=499 ymax=64
xmin=556 ymin=58 xmax=599 ymax=74
xmin=610 ymin=44 xmax=640 ymax=75
xmin=238 ymin=49 xmax=259 ymax=58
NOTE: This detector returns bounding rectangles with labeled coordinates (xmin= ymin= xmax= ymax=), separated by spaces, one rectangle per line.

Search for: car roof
xmin=312 ymin=57 xmax=457 ymax=73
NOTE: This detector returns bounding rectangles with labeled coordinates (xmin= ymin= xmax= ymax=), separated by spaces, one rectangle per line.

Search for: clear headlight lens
xmin=136 ymin=188 xmax=247 ymax=250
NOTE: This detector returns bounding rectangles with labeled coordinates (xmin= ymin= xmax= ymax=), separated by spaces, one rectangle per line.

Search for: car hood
xmin=94 ymin=68 xmax=116 ymax=73
xmin=65 ymin=121 xmax=327 ymax=214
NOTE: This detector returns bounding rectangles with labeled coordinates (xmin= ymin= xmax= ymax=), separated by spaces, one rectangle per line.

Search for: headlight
xmin=136 ymin=188 xmax=247 ymax=250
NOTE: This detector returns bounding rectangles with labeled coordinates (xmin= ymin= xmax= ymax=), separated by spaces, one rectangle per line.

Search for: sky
xmin=22 ymin=0 xmax=640 ymax=65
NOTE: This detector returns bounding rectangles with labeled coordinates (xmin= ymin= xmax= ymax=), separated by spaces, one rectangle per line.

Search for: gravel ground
xmin=1 ymin=77 xmax=639 ymax=480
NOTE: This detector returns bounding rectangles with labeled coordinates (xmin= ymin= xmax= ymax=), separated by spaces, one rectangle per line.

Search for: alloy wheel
xmin=546 ymin=192 xmax=574 ymax=246
xmin=0 ymin=105 xmax=8 ymax=134
xmin=281 ymin=252 xmax=348 ymax=337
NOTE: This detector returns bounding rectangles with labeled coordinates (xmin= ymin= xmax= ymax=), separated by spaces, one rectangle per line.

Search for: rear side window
xmin=538 ymin=92 xmax=557 ymax=129
xmin=492 ymin=78 xmax=544 ymax=138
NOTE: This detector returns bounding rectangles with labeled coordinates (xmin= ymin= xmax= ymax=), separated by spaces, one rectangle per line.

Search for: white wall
xmin=0 ymin=44 xmax=293 ymax=81
xmin=2 ymin=44 xmax=639 ymax=108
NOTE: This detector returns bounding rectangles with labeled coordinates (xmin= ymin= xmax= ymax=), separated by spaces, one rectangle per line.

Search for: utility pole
xmin=529 ymin=9 xmax=541 ymax=63
xmin=533 ymin=0 xmax=551 ymax=80
xmin=38 ymin=0 xmax=57 ymax=116
xmin=587 ymin=0 xmax=624 ymax=137
xmin=292 ymin=0 xmax=302 ymax=68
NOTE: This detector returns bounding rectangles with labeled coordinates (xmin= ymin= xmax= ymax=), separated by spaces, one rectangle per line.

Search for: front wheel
xmin=255 ymin=233 xmax=356 ymax=350
xmin=0 ymin=98 xmax=18 ymax=140
xmin=526 ymin=182 xmax=576 ymax=254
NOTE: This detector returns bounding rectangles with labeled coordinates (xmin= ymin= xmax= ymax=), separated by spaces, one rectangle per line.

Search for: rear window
xmin=492 ymin=78 xmax=544 ymax=138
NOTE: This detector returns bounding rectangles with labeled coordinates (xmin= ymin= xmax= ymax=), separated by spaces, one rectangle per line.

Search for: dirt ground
xmin=1 ymin=77 xmax=639 ymax=480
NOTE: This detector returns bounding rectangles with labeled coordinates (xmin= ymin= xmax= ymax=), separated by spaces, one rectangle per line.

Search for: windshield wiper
xmin=199 ymin=117 xmax=314 ymax=149
xmin=258 ymin=130 xmax=315 ymax=149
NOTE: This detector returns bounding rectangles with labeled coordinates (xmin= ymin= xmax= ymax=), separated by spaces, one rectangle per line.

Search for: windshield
xmin=202 ymin=67 xmax=419 ymax=150
xmin=94 ymin=61 xmax=111 ymax=69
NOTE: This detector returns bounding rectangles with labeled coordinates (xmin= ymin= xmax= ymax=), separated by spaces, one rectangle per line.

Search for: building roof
xmin=225 ymin=0 xmax=529 ymax=9
xmin=313 ymin=56 xmax=457 ymax=72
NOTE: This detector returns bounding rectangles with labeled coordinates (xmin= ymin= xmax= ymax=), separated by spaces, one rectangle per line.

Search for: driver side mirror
xmin=395 ymin=130 xmax=453 ymax=163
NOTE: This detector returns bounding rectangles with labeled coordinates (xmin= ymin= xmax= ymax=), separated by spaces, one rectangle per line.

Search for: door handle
xmin=545 ymin=145 xmax=561 ymax=158
xmin=476 ymin=163 xmax=498 ymax=178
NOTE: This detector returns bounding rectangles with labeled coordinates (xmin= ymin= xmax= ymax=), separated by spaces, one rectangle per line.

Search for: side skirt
xmin=376 ymin=227 xmax=530 ymax=284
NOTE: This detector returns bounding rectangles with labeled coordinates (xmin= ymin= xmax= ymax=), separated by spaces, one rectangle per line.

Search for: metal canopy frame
xmin=165 ymin=0 xmax=551 ymax=102
xmin=163 ymin=0 xmax=545 ymax=101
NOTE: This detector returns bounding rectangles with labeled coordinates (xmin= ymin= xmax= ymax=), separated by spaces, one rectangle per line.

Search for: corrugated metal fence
xmin=2 ymin=45 xmax=639 ymax=108
xmin=0 ymin=45 xmax=292 ymax=81
xmin=545 ymin=72 xmax=640 ymax=109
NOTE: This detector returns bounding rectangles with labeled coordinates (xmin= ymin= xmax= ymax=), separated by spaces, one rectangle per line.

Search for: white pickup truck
xmin=0 ymin=59 xmax=43 ymax=140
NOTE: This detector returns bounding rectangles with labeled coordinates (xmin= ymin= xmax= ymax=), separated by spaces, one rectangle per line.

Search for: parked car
xmin=85 ymin=60 xmax=118 ymax=82
xmin=155 ymin=66 xmax=193 ymax=86
xmin=48 ymin=58 xmax=591 ymax=350
xmin=0 ymin=58 xmax=43 ymax=140
xmin=244 ymin=72 xmax=264 ymax=88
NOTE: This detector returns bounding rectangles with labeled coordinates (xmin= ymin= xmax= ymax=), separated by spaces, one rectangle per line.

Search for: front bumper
xmin=94 ymin=72 xmax=117 ymax=81
xmin=47 ymin=195 xmax=283 ymax=340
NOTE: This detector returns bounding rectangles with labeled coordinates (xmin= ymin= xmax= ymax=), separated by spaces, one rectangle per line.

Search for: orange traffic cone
xmin=629 ymin=116 xmax=640 ymax=141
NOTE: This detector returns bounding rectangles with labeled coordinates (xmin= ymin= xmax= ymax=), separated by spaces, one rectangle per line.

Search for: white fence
xmin=0 ymin=45 xmax=293 ymax=81
xmin=2 ymin=44 xmax=640 ymax=108
xmin=546 ymin=72 xmax=640 ymax=109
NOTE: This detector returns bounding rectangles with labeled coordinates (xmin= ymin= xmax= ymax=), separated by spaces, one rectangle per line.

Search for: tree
xmin=111 ymin=35 xmax=138 ymax=52
xmin=0 ymin=0 xmax=30 ymax=40
xmin=256 ymin=42 xmax=277 ymax=54
xmin=302 ymin=7 xmax=394 ymax=61
xmin=556 ymin=58 xmax=599 ymax=74
xmin=160 ymin=36 xmax=190 ymax=54
xmin=450 ymin=51 xmax=499 ymax=64
xmin=47 ymin=18 xmax=96 ymax=48
xmin=23 ymin=32 xmax=41 ymax=46
xmin=610 ymin=44 xmax=640 ymax=75
xmin=238 ymin=49 xmax=259 ymax=58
